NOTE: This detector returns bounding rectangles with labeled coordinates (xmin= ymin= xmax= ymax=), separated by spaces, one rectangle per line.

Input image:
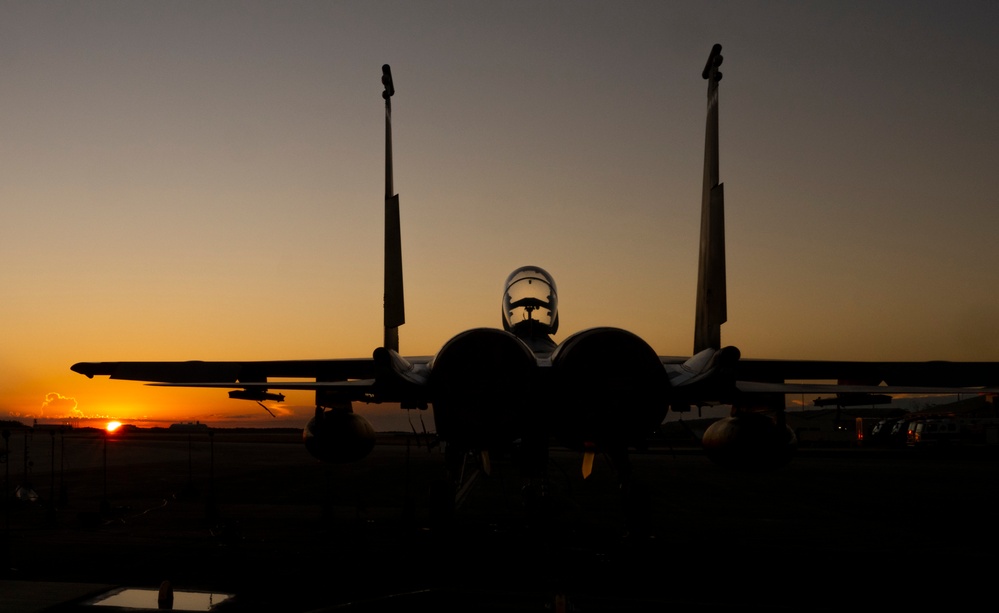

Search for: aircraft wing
xmin=70 ymin=355 xmax=436 ymax=406
xmin=661 ymin=350 xmax=999 ymax=404
xmin=735 ymin=380 xmax=999 ymax=395
xmin=734 ymin=358 xmax=999 ymax=388
xmin=71 ymin=359 xmax=380 ymax=383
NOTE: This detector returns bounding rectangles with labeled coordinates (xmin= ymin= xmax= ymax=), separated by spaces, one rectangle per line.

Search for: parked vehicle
xmin=906 ymin=419 xmax=960 ymax=446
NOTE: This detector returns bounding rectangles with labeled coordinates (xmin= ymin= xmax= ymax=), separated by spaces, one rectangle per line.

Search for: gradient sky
xmin=3 ymin=1 xmax=998 ymax=429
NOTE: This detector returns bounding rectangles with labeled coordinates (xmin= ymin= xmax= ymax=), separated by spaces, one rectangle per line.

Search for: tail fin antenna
xmin=383 ymin=64 xmax=405 ymax=352
xmin=694 ymin=44 xmax=727 ymax=354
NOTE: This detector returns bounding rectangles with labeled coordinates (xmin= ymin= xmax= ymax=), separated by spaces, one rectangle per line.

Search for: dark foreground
xmin=2 ymin=430 xmax=998 ymax=611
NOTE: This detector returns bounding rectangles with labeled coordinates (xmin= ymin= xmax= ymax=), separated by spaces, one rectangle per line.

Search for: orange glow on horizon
xmin=5 ymin=5 xmax=999 ymax=435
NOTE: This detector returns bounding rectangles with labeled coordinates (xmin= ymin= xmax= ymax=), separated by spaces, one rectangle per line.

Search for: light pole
xmin=3 ymin=429 xmax=10 ymax=570
xmin=101 ymin=429 xmax=109 ymax=515
xmin=205 ymin=430 xmax=217 ymax=522
xmin=59 ymin=429 xmax=67 ymax=507
xmin=16 ymin=430 xmax=37 ymax=503
xmin=47 ymin=430 xmax=55 ymax=523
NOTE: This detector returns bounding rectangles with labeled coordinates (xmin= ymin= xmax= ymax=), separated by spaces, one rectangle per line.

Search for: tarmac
xmin=2 ymin=428 xmax=998 ymax=611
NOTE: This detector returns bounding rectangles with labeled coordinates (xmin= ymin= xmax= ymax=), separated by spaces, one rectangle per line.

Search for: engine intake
xmin=550 ymin=327 xmax=671 ymax=452
xmin=429 ymin=328 xmax=538 ymax=451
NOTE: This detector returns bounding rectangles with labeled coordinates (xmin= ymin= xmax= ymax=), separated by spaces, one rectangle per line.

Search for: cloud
xmin=41 ymin=392 xmax=79 ymax=417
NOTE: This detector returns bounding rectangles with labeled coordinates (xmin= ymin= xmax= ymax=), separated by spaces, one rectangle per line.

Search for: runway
xmin=2 ymin=429 xmax=997 ymax=611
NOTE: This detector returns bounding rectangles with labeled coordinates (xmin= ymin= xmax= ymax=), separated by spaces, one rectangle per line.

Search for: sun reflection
xmin=106 ymin=421 xmax=122 ymax=433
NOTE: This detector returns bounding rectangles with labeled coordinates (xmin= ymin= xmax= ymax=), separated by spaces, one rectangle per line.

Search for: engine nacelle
xmin=303 ymin=407 xmax=376 ymax=463
xmin=550 ymin=327 xmax=671 ymax=452
xmin=429 ymin=328 xmax=538 ymax=451
xmin=701 ymin=412 xmax=797 ymax=469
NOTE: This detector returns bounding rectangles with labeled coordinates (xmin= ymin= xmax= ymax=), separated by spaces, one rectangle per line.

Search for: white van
xmin=906 ymin=419 xmax=961 ymax=446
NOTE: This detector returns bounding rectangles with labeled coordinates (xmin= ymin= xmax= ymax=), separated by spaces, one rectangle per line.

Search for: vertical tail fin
xmin=382 ymin=65 xmax=405 ymax=352
xmin=694 ymin=44 xmax=727 ymax=354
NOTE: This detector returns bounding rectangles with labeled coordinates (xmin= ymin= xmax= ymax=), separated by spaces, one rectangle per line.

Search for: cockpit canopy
xmin=502 ymin=266 xmax=559 ymax=336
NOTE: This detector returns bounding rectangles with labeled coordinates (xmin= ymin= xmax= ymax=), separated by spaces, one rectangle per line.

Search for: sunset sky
xmin=3 ymin=2 xmax=998 ymax=429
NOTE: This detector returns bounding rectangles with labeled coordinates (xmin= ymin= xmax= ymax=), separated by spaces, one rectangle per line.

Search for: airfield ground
xmin=2 ymin=429 xmax=997 ymax=611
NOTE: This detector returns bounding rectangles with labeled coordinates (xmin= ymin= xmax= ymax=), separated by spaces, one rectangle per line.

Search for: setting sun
xmin=106 ymin=421 xmax=122 ymax=433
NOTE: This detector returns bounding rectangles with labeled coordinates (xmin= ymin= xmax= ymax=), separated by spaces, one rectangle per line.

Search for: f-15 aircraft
xmin=72 ymin=48 xmax=999 ymax=481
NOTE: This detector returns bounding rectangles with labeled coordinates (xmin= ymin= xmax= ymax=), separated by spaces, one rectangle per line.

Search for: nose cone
xmin=503 ymin=266 xmax=559 ymax=336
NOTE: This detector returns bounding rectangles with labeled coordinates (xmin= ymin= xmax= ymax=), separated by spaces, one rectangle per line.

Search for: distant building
xmin=169 ymin=422 xmax=210 ymax=432
xmin=908 ymin=394 xmax=998 ymax=419
xmin=32 ymin=422 xmax=73 ymax=431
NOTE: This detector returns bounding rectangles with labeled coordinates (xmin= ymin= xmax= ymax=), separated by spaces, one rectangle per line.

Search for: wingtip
xmin=71 ymin=362 xmax=101 ymax=379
